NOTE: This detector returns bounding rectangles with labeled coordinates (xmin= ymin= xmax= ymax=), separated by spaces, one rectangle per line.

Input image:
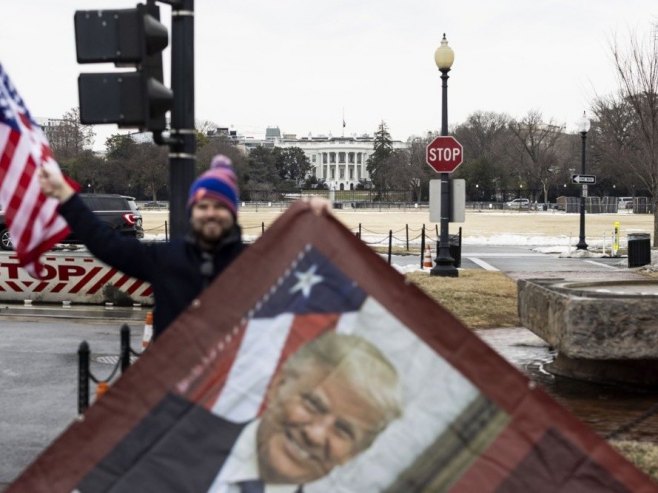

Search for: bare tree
xmin=43 ymin=107 xmax=95 ymax=163
xmin=591 ymin=95 xmax=643 ymax=195
xmin=509 ymin=110 xmax=566 ymax=203
xmin=455 ymin=111 xmax=513 ymax=163
xmin=453 ymin=111 xmax=516 ymax=199
xmin=608 ymin=31 xmax=658 ymax=243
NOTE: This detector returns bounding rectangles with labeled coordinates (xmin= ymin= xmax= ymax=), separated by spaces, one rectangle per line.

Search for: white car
xmin=618 ymin=197 xmax=633 ymax=210
xmin=505 ymin=198 xmax=530 ymax=209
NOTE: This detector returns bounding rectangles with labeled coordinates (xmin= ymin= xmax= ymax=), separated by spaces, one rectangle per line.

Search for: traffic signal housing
xmin=74 ymin=2 xmax=173 ymax=131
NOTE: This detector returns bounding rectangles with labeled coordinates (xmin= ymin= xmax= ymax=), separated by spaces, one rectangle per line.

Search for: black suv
xmin=0 ymin=194 xmax=143 ymax=251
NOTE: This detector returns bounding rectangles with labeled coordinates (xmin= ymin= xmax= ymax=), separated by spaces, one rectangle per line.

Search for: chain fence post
xmin=120 ymin=324 xmax=131 ymax=374
xmin=78 ymin=341 xmax=90 ymax=415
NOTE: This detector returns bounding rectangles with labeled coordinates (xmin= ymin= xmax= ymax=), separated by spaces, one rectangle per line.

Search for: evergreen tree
xmin=366 ymin=121 xmax=393 ymax=191
xmin=247 ymin=146 xmax=278 ymax=188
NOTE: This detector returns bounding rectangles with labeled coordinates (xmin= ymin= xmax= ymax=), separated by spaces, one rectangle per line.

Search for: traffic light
xmin=74 ymin=2 xmax=173 ymax=131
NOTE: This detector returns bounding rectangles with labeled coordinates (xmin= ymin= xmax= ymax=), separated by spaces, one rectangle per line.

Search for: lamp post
xmin=576 ymin=111 xmax=591 ymax=250
xmin=431 ymin=33 xmax=458 ymax=277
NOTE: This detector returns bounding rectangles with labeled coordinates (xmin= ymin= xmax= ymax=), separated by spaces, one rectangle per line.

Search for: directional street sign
xmin=571 ymin=174 xmax=596 ymax=185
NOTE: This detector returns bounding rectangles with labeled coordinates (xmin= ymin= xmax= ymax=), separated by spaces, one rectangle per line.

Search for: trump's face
xmin=256 ymin=363 xmax=383 ymax=485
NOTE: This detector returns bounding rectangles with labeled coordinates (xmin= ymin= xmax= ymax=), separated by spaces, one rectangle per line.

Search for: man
xmin=39 ymin=155 xmax=329 ymax=339
xmin=76 ymin=331 xmax=403 ymax=493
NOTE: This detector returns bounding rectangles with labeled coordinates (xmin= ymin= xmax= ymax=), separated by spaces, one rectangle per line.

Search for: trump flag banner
xmin=0 ymin=63 xmax=70 ymax=278
xmin=7 ymin=201 xmax=658 ymax=493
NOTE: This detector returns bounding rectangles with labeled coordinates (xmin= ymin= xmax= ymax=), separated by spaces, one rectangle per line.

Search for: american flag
xmin=0 ymin=63 xmax=70 ymax=278
xmin=178 ymin=246 xmax=369 ymax=420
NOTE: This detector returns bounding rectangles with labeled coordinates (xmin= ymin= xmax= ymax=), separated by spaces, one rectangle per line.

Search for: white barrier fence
xmin=0 ymin=252 xmax=154 ymax=305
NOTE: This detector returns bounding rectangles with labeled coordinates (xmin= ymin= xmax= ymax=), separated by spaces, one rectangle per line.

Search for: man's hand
xmin=304 ymin=197 xmax=332 ymax=216
xmin=39 ymin=166 xmax=75 ymax=203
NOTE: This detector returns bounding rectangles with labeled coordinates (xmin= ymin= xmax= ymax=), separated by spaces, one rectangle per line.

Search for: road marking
xmin=583 ymin=260 xmax=620 ymax=270
xmin=469 ymin=257 xmax=499 ymax=271
xmin=463 ymin=253 xmax=546 ymax=257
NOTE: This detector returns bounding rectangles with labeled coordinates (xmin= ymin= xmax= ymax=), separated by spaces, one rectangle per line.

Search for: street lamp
xmin=431 ymin=33 xmax=458 ymax=277
xmin=576 ymin=111 xmax=591 ymax=250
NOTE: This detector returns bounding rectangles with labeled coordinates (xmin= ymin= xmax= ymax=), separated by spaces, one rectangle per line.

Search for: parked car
xmin=505 ymin=198 xmax=530 ymax=209
xmin=0 ymin=211 xmax=11 ymax=250
xmin=0 ymin=194 xmax=143 ymax=251
xmin=142 ymin=200 xmax=168 ymax=209
xmin=617 ymin=197 xmax=633 ymax=210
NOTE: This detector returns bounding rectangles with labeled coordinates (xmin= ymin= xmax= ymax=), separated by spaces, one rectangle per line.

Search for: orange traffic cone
xmin=142 ymin=312 xmax=153 ymax=350
xmin=96 ymin=381 xmax=109 ymax=400
xmin=423 ymin=245 xmax=433 ymax=269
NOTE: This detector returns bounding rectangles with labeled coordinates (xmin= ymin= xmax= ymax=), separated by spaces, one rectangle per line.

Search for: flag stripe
xmin=209 ymin=314 xmax=295 ymax=421
xmin=0 ymin=63 xmax=71 ymax=278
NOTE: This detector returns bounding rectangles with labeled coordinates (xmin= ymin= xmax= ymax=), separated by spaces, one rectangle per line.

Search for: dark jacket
xmin=77 ymin=393 xmax=304 ymax=493
xmin=59 ymin=194 xmax=246 ymax=337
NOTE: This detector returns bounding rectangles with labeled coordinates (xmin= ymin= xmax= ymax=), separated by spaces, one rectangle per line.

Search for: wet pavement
xmin=478 ymin=328 xmax=658 ymax=442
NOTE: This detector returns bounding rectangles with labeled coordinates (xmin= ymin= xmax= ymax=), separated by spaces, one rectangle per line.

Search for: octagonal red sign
xmin=426 ymin=135 xmax=464 ymax=173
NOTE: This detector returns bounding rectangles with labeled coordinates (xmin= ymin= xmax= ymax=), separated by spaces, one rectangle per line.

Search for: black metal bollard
xmin=388 ymin=230 xmax=393 ymax=265
xmin=78 ymin=341 xmax=90 ymax=415
xmin=120 ymin=324 xmax=131 ymax=374
xmin=406 ymin=224 xmax=409 ymax=251
xmin=164 ymin=220 xmax=169 ymax=242
xmin=262 ymin=221 xmax=265 ymax=234
xmin=420 ymin=225 xmax=426 ymax=269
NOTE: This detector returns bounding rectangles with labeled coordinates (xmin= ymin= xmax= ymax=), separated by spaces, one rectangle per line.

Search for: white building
xmin=264 ymin=127 xmax=407 ymax=190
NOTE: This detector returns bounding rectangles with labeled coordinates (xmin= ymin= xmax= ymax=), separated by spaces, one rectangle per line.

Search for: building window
xmin=323 ymin=165 xmax=327 ymax=179
xmin=357 ymin=166 xmax=361 ymax=180
xmin=349 ymin=167 xmax=354 ymax=179
xmin=323 ymin=153 xmax=328 ymax=164
xmin=312 ymin=154 xmax=316 ymax=163
xmin=330 ymin=168 xmax=335 ymax=179
xmin=339 ymin=152 xmax=346 ymax=164
xmin=330 ymin=153 xmax=336 ymax=164
xmin=357 ymin=153 xmax=362 ymax=164
xmin=339 ymin=167 xmax=345 ymax=179
xmin=349 ymin=152 xmax=354 ymax=164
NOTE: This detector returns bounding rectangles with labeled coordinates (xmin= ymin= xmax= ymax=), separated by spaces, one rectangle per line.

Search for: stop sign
xmin=425 ymin=136 xmax=464 ymax=173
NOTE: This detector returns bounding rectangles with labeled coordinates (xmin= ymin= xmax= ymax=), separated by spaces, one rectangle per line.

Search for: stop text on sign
xmin=425 ymin=135 xmax=464 ymax=173
xmin=427 ymin=147 xmax=461 ymax=162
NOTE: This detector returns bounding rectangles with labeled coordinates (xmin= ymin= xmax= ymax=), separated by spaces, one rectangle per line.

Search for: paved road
xmin=392 ymin=245 xmax=630 ymax=273
xmin=0 ymin=313 xmax=143 ymax=488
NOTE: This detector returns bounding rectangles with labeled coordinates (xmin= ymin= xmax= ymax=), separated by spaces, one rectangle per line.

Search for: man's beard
xmin=195 ymin=219 xmax=229 ymax=246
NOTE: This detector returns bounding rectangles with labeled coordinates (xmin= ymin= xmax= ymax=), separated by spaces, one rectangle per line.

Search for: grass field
xmin=141 ymin=207 xmax=655 ymax=239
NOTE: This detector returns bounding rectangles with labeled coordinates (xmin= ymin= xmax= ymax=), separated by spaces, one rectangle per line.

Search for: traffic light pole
xmin=156 ymin=0 xmax=196 ymax=239
xmin=75 ymin=0 xmax=193 ymax=238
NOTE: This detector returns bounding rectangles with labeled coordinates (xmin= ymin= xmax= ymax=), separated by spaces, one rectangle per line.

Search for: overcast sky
xmin=2 ymin=1 xmax=656 ymax=150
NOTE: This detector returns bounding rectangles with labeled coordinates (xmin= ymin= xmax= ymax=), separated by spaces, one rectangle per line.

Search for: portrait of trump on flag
xmin=77 ymin=330 xmax=404 ymax=493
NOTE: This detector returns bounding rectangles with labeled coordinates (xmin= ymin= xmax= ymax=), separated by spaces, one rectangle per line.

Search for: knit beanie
xmin=187 ymin=154 xmax=239 ymax=217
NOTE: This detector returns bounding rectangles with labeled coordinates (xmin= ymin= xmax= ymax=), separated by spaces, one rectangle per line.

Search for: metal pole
xmin=431 ymin=68 xmax=458 ymax=277
xmin=420 ymin=224 xmax=426 ymax=269
xmin=120 ymin=324 xmax=131 ymax=373
xmin=388 ymin=230 xmax=392 ymax=265
xmin=168 ymin=0 xmax=196 ymax=239
xmin=576 ymin=130 xmax=588 ymax=250
xmin=78 ymin=341 xmax=90 ymax=415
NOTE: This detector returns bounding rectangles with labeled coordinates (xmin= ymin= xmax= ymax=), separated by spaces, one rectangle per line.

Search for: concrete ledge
xmin=518 ymin=278 xmax=658 ymax=386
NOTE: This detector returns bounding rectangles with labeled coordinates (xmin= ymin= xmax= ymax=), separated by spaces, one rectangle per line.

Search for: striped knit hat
xmin=187 ymin=154 xmax=239 ymax=217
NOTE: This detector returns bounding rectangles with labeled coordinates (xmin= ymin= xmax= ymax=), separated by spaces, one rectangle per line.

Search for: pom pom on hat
xmin=187 ymin=154 xmax=239 ymax=216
